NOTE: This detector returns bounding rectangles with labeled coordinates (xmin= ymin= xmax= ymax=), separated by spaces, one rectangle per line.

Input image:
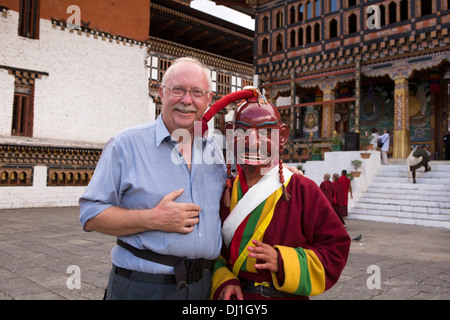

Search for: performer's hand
xmin=286 ymin=166 xmax=304 ymax=176
xmin=219 ymin=285 xmax=244 ymax=300
xmin=248 ymin=239 xmax=278 ymax=272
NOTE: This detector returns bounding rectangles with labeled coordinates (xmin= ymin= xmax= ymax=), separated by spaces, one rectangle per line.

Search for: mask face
xmin=231 ymin=99 xmax=289 ymax=174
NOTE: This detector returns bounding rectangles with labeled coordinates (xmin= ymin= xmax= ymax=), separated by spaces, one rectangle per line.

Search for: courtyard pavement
xmin=0 ymin=206 xmax=449 ymax=300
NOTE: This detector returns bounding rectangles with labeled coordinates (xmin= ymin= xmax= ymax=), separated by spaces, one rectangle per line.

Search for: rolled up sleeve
xmin=79 ymin=138 xmax=126 ymax=230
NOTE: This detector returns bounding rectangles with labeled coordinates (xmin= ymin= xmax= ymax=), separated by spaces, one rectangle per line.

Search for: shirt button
xmin=198 ymin=233 xmax=202 ymax=237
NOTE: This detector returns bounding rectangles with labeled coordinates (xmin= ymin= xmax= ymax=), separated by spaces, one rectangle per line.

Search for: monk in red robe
xmin=338 ymin=170 xmax=353 ymax=217
xmin=320 ymin=173 xmax=333 ymax=205
xmin=332 ymin=173 xmax=346 ymax=226
xmin=209 ymin=89 xmax=350 ymax=300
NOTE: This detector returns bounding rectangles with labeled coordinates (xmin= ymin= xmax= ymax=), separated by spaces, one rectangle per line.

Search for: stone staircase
xmin=349 ymin=160 xmax=450 ymax=229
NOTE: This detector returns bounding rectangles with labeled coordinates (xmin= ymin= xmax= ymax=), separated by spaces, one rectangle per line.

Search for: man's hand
xmin=247 ymin=239 xmax=279 ymax=272
xmin=84 ymin=189 xmax=201 ymax=236
xmin=152 ymin=188 xmax=201 ymax=234
xmin=218 ymin=284 xmax=244 ymax=300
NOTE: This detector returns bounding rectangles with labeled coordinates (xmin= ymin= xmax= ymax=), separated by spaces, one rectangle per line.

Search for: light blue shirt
xmin=79 ymin=115 xmax=226 ymax=274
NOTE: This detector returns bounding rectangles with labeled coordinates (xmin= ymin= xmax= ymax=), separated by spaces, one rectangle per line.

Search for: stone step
xmin=348 ymin=212 xmax=450 ymax=229
xmin=352 ymin=201 xmax=450 ymax=215
xmin=350 ymin=207 xmax=450 ymax=223
xmin=349 ymin=161 xmax=450 ymax=229
xmin=377 ymin=170 xmax=450 ymax=178
xmin=380 ymin=163 xmax=450 ymax=172
xmin=387 ymin=160 xmax=450 ymax=165
xmin=371 ymin=176 xmax=450 ymax=185
xmin=365 ymin=190 xmax=450 ymax=202
xmin=356 ymin=197 xmax=450 ymax=211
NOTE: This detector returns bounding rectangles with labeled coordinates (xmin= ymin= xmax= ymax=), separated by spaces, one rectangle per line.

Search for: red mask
xmin=226 ymin=97 xmax=289 ymax=174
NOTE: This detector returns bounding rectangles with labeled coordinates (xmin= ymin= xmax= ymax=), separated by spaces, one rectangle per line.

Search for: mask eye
xmin=258 ymin=129 xmax=272 ymax=137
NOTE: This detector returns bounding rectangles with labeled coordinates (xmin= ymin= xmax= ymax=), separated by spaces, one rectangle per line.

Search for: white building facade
xmin=0 ymin=6 xmax=153 ymax=208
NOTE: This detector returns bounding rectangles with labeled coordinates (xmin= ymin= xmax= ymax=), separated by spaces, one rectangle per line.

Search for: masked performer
xmin=204 ymin=88 xmax=350 ymax=300
xmin=407 ymin=145 xmax=431 ymax=184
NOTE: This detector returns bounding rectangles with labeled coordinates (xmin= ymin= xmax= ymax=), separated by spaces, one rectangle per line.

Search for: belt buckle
xmin=258 ymin=286 xmax=271 ymax=299
xmin=187 ymin=270 xmax=204 ymax=284
xmin=183 ymin=258 xmax=193 ymax=272
xmin=255 ymin=281 xmax=271 ymax=299
xmin=177 ymin=280 xmax=188 ymax=290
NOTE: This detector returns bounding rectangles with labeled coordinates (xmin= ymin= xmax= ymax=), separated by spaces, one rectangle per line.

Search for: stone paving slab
xmin=0 ymin=207 xmax=449 ymax=300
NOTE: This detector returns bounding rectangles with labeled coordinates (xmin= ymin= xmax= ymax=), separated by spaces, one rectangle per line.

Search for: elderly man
xmin=79 ymin=57 xmax=226 ymax=299
xmin=209 ymin=90 xmax=351 ymax=300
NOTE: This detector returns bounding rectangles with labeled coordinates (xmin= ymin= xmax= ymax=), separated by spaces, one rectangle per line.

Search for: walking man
xmin=378 ymin=129 xmax=390 ymax=164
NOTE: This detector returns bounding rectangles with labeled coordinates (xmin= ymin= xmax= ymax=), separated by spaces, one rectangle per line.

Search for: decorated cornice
xmin=149 ymin=36 xmax=254 ymax=75
xmin=51 ymin=19 xmax=150 ymax=48
xmin=297 ymin=72 xmax=355 ymax=91
xmin=263 ymin=50 xmax=450 ymax=99
xmin=362 ymin=51 xmax=450 ymax=80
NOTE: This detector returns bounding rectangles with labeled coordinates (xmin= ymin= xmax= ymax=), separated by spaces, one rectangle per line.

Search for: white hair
xmin=161 ymin=57 xmax=212 ymax=91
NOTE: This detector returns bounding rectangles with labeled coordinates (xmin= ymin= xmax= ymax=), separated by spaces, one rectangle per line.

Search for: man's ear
xmin=279 ymin=123 xmax=290 ymax=148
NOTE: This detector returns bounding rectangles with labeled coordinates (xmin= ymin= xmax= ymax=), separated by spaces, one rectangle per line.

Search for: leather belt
xmin=115 ymin=266 xmax=177 ymax=284
xmin=240 ymin=277 xmax=298 ymax=299
xmin=116 ymin=239 xmax=213 ymax=289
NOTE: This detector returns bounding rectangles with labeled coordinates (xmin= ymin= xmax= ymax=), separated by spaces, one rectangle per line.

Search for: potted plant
xmin=311 ymin=147 xmax=322 ymax=160
xmin=350 ymin=159 xmax=362 ymax=177
xmin=331 ymin=131 xmax=342 ymax=151
xmin=297 ymin=165 xmax=305 ymax=174
xmin=360 ymin=134 xmax=371 ymax=158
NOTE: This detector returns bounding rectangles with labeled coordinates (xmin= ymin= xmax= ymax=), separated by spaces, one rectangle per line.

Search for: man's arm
xmin=84 ymin=188 xmax=201 ymax=236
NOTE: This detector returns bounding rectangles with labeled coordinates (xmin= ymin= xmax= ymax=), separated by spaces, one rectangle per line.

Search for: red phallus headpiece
xmin=198 ymin=87 xmax=260 ymax=137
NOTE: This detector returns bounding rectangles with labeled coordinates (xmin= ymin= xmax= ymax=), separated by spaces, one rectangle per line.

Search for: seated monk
xmin=209 ymin=88 xmax=351 ymax=300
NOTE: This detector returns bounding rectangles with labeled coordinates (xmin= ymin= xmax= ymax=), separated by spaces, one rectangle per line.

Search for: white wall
xmin=0 ymin=71 xmax=14 ymax=135
xmin=302 ymin=150 xmax=382 ymax=209
xmin=0 ymin=10 xmax=152 ymax=144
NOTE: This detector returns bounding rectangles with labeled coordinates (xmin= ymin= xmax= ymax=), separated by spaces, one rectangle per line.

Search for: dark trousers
xmin=105 ymin=265 xmax=211 ymax=300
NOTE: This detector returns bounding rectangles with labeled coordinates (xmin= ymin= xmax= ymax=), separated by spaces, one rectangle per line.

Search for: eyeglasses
xmin=162 ymin=86 xmax=209 ymax=98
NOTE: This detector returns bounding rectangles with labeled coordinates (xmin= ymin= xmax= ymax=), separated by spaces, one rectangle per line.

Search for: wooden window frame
xmin=217 ymin=73 xmax=231 ymax=95
xmin=19 ymin=0 xmax=40 ymax=39
xmin=11 ymin=84 xmax=34 ymax=137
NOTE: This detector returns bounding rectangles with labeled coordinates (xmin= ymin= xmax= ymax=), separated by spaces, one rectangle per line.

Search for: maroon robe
xmin=215 ymin=174 xmax=351 ymax=299
xmin=332 ymin=180 xmax=346 ymax=225
xmin=338 ymin=175 xmax=351 ymax=217
xmin=320 ymin=180 xmax=333 ymax=205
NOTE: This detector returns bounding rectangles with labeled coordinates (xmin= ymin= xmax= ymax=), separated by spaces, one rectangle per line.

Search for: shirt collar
xmin=155 ymin=114 xmax=172 ymax=147
xmin=155 ymin=114 xmax=211 ymax=150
